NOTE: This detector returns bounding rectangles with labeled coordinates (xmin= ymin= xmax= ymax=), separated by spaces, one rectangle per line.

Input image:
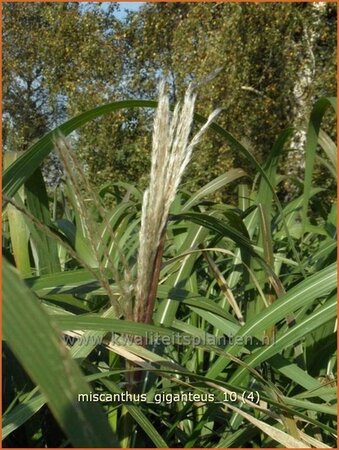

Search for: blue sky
xmin=96 ymin=2 xmax=143 ymax=19
xmin=116 ymin=2 xmax=143 ymax=19
xmin=119 ymin=2 xmax=144 ymax=12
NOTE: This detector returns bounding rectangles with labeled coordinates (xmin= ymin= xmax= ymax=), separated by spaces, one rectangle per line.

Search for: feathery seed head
xmin=135 ymin=80 xmax=220 ymax=322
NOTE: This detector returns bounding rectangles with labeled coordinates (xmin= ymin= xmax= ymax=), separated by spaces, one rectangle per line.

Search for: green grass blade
xmin=230 ymin=296 xmax=336 ymax=385
xmin=3 ymin=100 xmax=157 ymax=199
xmin=155 ymin=223 xmax=208 ymax=326
xmin=6 ymin=196 xmax=31 ymax=276
xmin=25 ymin=268 xmax=108 ymax=296
xmin=172 ymin=212 xmax=254 ymax=254
xmin=3 ymin=153 xmax=31 ymax=276
xmin=3 ymin=370 xmax=168 ymax=447
xmin=3 ymin=259 xmax=119 ymax=447
xmin=318 ymin=128 xmax=337 ymax=172
xmin=182 ymin=168 xmax=247 ymax=211
xmin=269 ymin=355 xmax=335 ymax=402
xmin=94 ymin=376 xmax=168 ymax=448
xmin=56 ymin=218 xmax=97 ymax=267
xmin=51 ymin=314 xmax=191 ymax=342
xmin=301 ymin=97 xmax=336 ymax=234
xmin=207 ymin=262 xmax=336 ymax=378
xmin=3 ymin=392 xmax=45 ymax=439
xmin=25 ymin=169 xmax=60 ymax=274
xmin=257 ymin=128 xmax=294 ymax=218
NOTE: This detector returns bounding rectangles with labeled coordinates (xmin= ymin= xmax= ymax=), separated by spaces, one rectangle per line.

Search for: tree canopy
xmin=3 ymin=2 xmax=336 ymax=196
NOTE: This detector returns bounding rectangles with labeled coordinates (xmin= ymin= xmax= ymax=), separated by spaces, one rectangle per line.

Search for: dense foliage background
xmin=3 ymin=2 xmax=336 ymax=196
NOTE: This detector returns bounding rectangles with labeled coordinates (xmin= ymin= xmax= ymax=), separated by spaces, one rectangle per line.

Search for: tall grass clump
xmin=2 ymin=78 xmax=337 ymax=448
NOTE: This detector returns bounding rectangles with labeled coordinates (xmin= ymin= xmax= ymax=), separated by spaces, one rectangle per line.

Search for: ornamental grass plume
xmin=134 ymin=81 xmax=220 ymax=324
xmin=53 ymin=136 xmax=131 ymax=318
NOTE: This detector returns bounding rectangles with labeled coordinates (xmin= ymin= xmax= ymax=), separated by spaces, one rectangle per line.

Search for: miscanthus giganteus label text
xmin=78 ymin=390 xmax=260 ymax=405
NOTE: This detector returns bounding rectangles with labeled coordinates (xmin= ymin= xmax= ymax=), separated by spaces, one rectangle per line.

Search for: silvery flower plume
xmin=134 ymin=80 xmax=221 ymax=323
